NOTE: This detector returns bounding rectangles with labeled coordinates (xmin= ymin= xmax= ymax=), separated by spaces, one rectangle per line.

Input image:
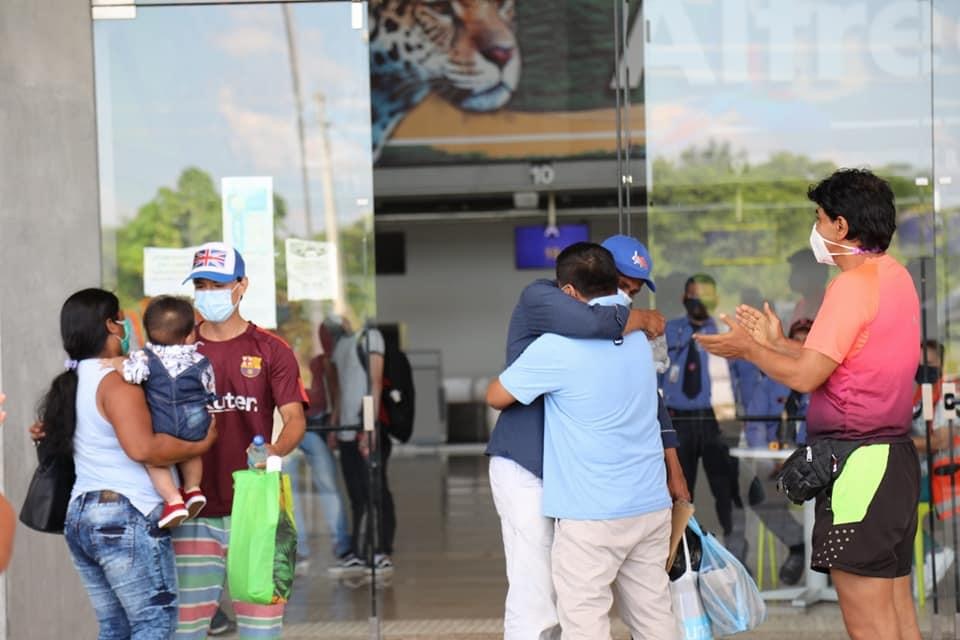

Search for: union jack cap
xmin=183 ymin=242 xmax=246 ymax=284
xmin=601 ymin=234 xmax=656 ymax=292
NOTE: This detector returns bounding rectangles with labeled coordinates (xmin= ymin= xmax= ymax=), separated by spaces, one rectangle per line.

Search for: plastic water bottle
xmin=247 ymin=435 xmax=268 ymax=468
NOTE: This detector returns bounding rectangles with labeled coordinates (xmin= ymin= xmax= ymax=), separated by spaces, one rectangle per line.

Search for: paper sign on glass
xmin=285 ymin=238 xmax=339 ymax=302
xmin=143 ymin=247 xmax=198 ymax=297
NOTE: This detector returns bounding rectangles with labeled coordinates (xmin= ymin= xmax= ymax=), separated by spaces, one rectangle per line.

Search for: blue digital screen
xmin=515 ymin=224 xmax=590 ymax=270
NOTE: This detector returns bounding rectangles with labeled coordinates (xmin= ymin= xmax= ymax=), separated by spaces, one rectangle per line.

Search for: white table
xmin=729 ymin=447 xmax=839 ymax=608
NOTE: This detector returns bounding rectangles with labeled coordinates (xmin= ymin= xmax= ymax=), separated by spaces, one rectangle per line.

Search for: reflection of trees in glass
xmin=339 ymin=222 xmax=376 ymax=323
xmin=115 ymin=168 xmax=223 ymax=308
xmin=650 ymin=141 xmax=925 ymax=316
xmin=112 ymin=167 xmax=372 ymax=365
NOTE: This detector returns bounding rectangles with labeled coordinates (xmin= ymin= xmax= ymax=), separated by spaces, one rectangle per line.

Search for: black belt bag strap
xmin=777 ymin=439 xmax=861 ymax=505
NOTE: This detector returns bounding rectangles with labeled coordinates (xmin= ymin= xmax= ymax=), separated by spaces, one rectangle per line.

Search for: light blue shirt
xmin=729 ymin=359 xmax=761 ymax=411
xmin=499 ymin=293 xmax=671 ymax=520
xmin=71 ymin=359 xmax=164 ymax=517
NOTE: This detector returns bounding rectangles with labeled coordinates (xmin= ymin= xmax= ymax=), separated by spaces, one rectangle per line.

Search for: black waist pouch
xmin=776 ymin=439 xmax=861 ymax=505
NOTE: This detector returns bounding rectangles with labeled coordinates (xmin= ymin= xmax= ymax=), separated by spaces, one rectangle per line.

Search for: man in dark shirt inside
xmin=662 ymin=273 xmax=742 ymax=557
xmin=486 ymin=237 xmax=688 ymax=640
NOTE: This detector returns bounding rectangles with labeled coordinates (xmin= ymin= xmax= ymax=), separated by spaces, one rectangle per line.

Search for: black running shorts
xmin=812 ymin=440 xmax=920 ymax=578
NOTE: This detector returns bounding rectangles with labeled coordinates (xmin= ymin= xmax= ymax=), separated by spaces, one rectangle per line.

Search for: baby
xmin=106 ymin=295 xmax=216 ymax=528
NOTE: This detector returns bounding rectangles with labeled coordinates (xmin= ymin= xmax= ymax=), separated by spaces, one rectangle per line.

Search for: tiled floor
xmin=275 ymin=449 xmax=954 ymax=639
xmin=285 ymin=453 xmax=505 ymax=624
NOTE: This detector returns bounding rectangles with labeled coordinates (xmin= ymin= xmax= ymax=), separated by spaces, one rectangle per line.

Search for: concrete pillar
xmin=0 ymin=0 xmax=101 ymax=637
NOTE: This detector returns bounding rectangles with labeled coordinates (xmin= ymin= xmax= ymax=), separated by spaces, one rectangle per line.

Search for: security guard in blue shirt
xmin=662 ymin=273 xmax=739 ymax=540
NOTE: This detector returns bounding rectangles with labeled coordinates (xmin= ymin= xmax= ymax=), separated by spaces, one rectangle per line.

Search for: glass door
xmin=932 ymin=0 xmax=960 ymax=359
xmin=93 ymin=0 xmax=378 ymax=631
xmin=643 ymin=0 xmax=936 ymax=595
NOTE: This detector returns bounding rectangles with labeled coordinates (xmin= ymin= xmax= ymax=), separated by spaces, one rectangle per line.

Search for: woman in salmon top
xmin=699 ymin=169 xmax=922 ymax=640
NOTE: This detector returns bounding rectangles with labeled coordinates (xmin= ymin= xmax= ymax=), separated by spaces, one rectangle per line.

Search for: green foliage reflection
xmin=108 ymin=167 xmax=373 ymax=366
xmin=649 ymin=142 xmax=928 ymax=319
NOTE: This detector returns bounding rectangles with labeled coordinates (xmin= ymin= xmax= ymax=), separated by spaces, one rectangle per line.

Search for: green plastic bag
xmin=227 ymin=470 xmax=298 ymax=604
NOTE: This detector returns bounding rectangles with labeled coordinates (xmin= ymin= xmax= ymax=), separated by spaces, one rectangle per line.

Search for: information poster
xmin=285 ymin=238 xmax=339 ymax=302
xmin=143 ymin=247 xmax=197 ymax=297
xmin=222 ymin=176 xmax=277 ymax=328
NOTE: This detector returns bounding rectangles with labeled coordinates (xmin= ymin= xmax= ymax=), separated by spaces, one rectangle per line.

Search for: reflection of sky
xmin=645 ymin=0 xmax=960 ymax=206
xmin=95 ymin=3 xmax=373 ymax=235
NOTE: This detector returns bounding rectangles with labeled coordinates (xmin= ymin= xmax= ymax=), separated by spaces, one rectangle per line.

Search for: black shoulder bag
xmin=776 ymin=439 xmax=860 ymax=505
xmin=20 ymin=440 xmax=75 ymax=534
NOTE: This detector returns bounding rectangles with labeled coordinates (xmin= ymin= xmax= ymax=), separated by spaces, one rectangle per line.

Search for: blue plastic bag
xmin=688 ymin=517 xmax=766 ymax=636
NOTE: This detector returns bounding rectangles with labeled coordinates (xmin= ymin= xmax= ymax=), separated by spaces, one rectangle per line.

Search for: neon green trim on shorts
xmin=831 ymin=444 xmax=889 ymax=526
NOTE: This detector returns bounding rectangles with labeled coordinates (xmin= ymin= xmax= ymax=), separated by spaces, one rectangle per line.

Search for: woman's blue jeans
xmin=287 ymin=430 xmax=352 ymax=558
xmin=65 ymin=491 xmax=178 ymax=639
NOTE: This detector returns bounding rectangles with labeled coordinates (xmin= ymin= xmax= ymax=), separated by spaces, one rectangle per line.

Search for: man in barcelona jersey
xmin=173 ymin=242 xmax=307 ymax=640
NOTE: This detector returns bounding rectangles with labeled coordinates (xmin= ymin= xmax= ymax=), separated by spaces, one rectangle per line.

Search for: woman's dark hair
xmin=143 ymin=295 xmax=195 ymax=346
xmin=38 ymin=288 xmax=120 ymax=456
xmin=807 ymin=168 xmax=897 ymax=252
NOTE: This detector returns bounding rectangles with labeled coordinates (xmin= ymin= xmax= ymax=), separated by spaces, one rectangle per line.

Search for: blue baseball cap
xmin=601 ymin=235 xmax=656 ymax=292
xmin=183 ymin=242 xmax=246 ymax=284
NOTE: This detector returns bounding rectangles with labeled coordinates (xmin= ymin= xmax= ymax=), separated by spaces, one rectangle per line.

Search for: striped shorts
xmin=172 ymin=517 xmax=285 ymax=639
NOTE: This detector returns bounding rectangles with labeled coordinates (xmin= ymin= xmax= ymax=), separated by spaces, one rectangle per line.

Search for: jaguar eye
xmin=425 ymin=0 xmax=455 ymax=18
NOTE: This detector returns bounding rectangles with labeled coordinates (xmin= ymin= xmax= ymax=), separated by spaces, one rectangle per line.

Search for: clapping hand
xmin=735 ymin=302 xmax=783 ymax=348
xmin=695 ymin=314 xmax=755 ymax=360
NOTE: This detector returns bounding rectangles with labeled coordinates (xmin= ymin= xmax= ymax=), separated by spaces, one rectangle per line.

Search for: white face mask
xmin=809 ymin=223 xmax=870 ymax=265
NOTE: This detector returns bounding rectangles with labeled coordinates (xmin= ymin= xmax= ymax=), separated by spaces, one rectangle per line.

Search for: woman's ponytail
xmin=38 ymin=370 xmax=78 ymax=457
xmin=38 ymin=288 xmax=119 ymax=456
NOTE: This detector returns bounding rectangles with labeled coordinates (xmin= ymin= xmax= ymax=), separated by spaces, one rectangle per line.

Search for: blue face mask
xmin=195 ymin=285 xmax=239 ymax=323
xmin=111 ymin=318 xmax=131 ymax=354
xmin=119 ymin=318 xmax=132 ymax=354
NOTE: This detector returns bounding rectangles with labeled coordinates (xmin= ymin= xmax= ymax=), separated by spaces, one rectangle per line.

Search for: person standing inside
xmin=326 ymin=316 xmax=396 ymax=571
xmin=174 ymin=242 xmax=307 ymax=640
xmin=662 ymin=273 xmax=740 ymax=549
xmin=910 ymin=339 xmax=956 ymax=591
xmin=486 ymin=243 xmax=673 ymax=640
xmin=783 ymin=318 xmax=813 ymax=446
xmin=787 ymin=248 xmax=829 ymax=327
xmin=288 ymin=322 xmax=358 ymax=576
xmin=699 ymin=169 xmax=922 ymax=640
xmin=487 ymin=242 xmax=675 ymax=640
xmin=730 ymin=317 xmax=810 ymax=586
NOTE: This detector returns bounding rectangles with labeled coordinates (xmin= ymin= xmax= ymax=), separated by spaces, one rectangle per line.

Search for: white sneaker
xmin=327 ymin=552 xmax=366 ymax=577
xmin=372 ymin=553 xmax=394 ymax=573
